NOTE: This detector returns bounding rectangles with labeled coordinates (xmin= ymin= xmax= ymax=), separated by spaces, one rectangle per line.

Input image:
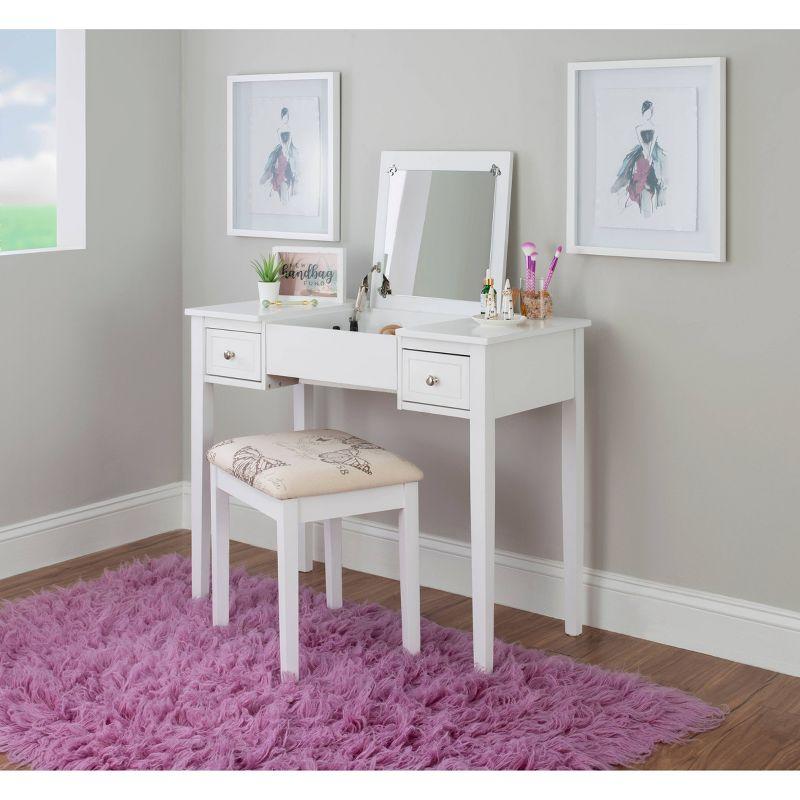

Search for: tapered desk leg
xmin=293 ymin=383 xmax=315 ymax=572
xmin=470 ymin=412 xmax=496 ymax=672
xmin=210 ymin=467 xmax=230 ymax=625
xmin=191 ymin=316 xmax=213 ymax=598
xmin=562 ymin=328 xmax=585 ymax=635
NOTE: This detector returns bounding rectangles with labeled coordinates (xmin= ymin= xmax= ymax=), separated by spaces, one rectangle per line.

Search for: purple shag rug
xmin=0 ymin=554 xmax=724 ymax=770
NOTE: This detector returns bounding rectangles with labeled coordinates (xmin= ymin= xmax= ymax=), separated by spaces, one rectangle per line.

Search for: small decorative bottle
xmin=486 ymin=278 xmax=498 ymax=319
xmin=501 ymin=278 xmax=514 ymax=320
xmin=479 ymin=269 xmax=491 ymax=316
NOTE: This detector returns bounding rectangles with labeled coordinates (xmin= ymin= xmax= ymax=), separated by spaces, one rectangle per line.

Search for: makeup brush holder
xmin=520 ymin=289 xmax=553 ymax=320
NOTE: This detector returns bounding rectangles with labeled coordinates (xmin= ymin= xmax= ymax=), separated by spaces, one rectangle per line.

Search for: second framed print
xmin=567 ymin=58 xmax=725 ymax=262
xmin=228 ymin=71 xmax=340 ymax=241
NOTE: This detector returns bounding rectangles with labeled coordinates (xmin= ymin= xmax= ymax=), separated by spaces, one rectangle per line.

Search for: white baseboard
xmin=0 ymin=483 xmax=185 ymax=580
xmin=219 ymin=486 xmax=800 ymax=678
xmin=4 ymin=481 xmax=799 ymax=679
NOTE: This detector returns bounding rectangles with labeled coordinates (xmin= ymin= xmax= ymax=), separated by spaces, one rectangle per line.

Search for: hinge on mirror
xmin=388 ymin=164 xmax=399 ymax=176
xmin=379 ymin=274 xmax=392 ymax=298
xmin=490 ymin=163 xmax=502 ymax=177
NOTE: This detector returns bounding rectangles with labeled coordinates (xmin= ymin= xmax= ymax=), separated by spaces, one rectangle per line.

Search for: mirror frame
xmin=371 ymin=150 xmax=513 ymax=315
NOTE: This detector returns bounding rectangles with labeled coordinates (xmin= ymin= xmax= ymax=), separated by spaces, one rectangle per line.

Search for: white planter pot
xmin=258 ymin=281 xmax=281 ymax=307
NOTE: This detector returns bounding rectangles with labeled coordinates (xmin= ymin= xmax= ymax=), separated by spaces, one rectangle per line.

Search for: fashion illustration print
xmin=611 ymin=99 xmax=667 ymax=218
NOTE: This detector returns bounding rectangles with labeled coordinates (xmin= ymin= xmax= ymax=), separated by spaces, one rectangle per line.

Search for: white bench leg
xmin=398 ymin=482 xmax=420 ymax=654
xmin=323 ymin=518 xmax=343 ymax=609
xmin=277 ymin=500 xmax=300 ymax=679
xmin=210 ymin=467 xmax=230 ymax=626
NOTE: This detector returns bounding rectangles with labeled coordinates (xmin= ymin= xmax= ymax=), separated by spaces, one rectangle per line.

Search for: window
xmin=0 ymin=30 xmax=84 ymax=255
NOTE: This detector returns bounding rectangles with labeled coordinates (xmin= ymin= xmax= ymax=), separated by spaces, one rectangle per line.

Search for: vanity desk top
xmin=185 ymin=300 xmax=332 ymax=323
xmin=393 ymin=313 xmax=590 ymax=346
xmin=185 ymin=300 xmax=590 ymax=345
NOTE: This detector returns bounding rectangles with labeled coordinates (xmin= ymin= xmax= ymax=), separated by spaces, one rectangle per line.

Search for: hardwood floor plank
xmin=1 ymin=529 xmax=798 ymax=770
xmin=644 ymin=702 xmax=800 ymax=770
xmin=748 ymin=673 xmax=800 ymax=716
xmin=495 ymin=608 xmax=580 ymax=654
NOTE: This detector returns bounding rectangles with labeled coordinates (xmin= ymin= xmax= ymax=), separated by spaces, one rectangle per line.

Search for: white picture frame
xmin=271 ymin=245 xmax=346 ymax=306
xmin=227 ymin=72 xmax=340 ymax=241
xmin=567 ymin=58 xmax=725 ymax=262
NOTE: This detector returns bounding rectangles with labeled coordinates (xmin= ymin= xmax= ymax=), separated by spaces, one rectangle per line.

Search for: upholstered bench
xmin=206 ymin=429 xmax=423 ymax=679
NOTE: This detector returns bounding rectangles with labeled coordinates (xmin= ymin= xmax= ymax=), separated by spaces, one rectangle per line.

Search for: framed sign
xmin=227 ymin=72 xmax=340 ymax=241
xmin=567 ymin=58 xmax=725 ymax=262
xmin=271 ymin=246 xmax=345 ymax=305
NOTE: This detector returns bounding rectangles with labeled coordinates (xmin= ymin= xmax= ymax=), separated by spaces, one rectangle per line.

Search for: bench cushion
xmin=207 ymin=429 xmax=423 ymax=500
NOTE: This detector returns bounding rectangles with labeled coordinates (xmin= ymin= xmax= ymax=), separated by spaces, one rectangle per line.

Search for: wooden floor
xmin=1 ymin=530 xmax=798 ymax=770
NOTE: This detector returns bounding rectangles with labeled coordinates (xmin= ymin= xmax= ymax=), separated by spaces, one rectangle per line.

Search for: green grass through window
xmin=0 ymin=205 xmax=57 ymax=252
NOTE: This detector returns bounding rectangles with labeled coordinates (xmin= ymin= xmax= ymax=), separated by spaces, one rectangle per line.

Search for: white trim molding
xmin=55 ymin=30 xmax=86 ymax=251
xmin=0 ymin=483 xmax=184 ymax=580
xmin=219 ymin=490 xmax=800 ymax=678
xmin=4 ymin=481 xmax=799 ymax=679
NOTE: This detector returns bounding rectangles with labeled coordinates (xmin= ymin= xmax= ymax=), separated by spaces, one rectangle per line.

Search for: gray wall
xmin=181 ymin=30 xmax=800 ymax=611
xmin=0 ymin=31 xmax=183 ymax=525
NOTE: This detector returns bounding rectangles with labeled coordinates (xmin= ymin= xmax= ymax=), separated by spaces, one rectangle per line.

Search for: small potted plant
xmin=251 ymin=254 xmax=284 ymax=306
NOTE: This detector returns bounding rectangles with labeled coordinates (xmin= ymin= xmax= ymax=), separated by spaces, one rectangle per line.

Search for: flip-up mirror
xmin=371 ymin=151 xmax=513 ymax=314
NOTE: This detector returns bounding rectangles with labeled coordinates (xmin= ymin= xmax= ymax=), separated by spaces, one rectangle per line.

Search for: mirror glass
xmin=381 ymin=170 xmax=496 ymax=302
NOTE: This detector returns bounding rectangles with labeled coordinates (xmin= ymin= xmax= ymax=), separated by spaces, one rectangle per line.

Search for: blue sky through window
xmin=0 ymin=30 xmax=57 ymax=250
xmin=0 ymin=30 xmax=56 ymax=199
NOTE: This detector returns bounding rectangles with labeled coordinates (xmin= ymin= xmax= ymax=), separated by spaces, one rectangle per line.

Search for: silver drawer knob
xmin=223 ymin=350 xmax=236 ymax=360
xmin=425 ymin=375 xmax=439 ymax=386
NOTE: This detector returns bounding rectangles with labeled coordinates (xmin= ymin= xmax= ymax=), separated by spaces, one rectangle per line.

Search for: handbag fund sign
xmin=272 ymin=246 xmax=345 ymax=304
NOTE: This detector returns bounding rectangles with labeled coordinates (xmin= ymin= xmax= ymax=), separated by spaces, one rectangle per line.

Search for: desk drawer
xmin=206 ymin=328 xmax=262 ymax=381
xmin=266 ymin=324 xmax=397 ymax=392
xmin=402 ymin=349 xmax=470 ymax=410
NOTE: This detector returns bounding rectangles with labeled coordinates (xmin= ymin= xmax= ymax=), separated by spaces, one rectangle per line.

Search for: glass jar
xmin=520 ymin=289 xmax=552 ymax=320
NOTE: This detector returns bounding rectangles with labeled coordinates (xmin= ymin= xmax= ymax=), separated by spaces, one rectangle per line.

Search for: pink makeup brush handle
xmin=544 ymin=258 xmax=558 ymax=290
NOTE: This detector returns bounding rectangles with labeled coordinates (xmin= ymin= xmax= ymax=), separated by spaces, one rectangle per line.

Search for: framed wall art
xmin=567 ymin=58 xmax=725 ymax=262
xmin=228 ymin=72 xmax=340 ymax=241
xmin=271 ymin=245 xmax=345 ymax=305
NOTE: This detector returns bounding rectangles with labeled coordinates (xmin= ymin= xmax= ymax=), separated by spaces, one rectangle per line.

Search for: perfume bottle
xmin=479 ymin=269 xmax=491 ymax=315
xmin=501 ymin=278 xmax=514 ymax=320
xmin=485 ymin=278 xmax=498 ymax=319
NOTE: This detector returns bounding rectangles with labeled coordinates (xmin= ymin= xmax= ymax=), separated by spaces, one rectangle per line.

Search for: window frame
xmin=0 ymin=29 xmax=85 ymax=258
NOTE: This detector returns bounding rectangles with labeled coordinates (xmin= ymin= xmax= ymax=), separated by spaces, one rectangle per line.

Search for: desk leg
xmin=293 ymin=383 xmax=315 ymax=572
xmin=562 ymin=328 xmax=585 ymax=635
xmin=470 ymin=412 xmax=496 ymax=672
xmin=191 ymin=316 xmax=213 ymax=598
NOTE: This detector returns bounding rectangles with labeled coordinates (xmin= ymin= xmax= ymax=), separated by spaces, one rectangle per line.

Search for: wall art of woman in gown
xmin=610 ymin=100 xmax=667 ymax=219
xmin=259 ymin=107 xmax=299 ymax=206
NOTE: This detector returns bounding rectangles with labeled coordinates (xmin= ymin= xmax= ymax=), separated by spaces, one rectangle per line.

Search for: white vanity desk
xmin=186 ymin=299 xmax=589 ymax=672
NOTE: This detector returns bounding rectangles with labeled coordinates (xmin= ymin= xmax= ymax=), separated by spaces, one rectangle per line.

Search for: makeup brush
xmin=521 ymin=241 xmax=537 ymax=291
xmin=543 ymin=246 xmax=563 ymax=291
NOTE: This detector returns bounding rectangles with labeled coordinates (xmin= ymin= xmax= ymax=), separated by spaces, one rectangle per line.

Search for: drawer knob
xmin=223 ymin=350 xmax=236 ymax=360
xmin=425 ymin=374 xmax=439 ymax=386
